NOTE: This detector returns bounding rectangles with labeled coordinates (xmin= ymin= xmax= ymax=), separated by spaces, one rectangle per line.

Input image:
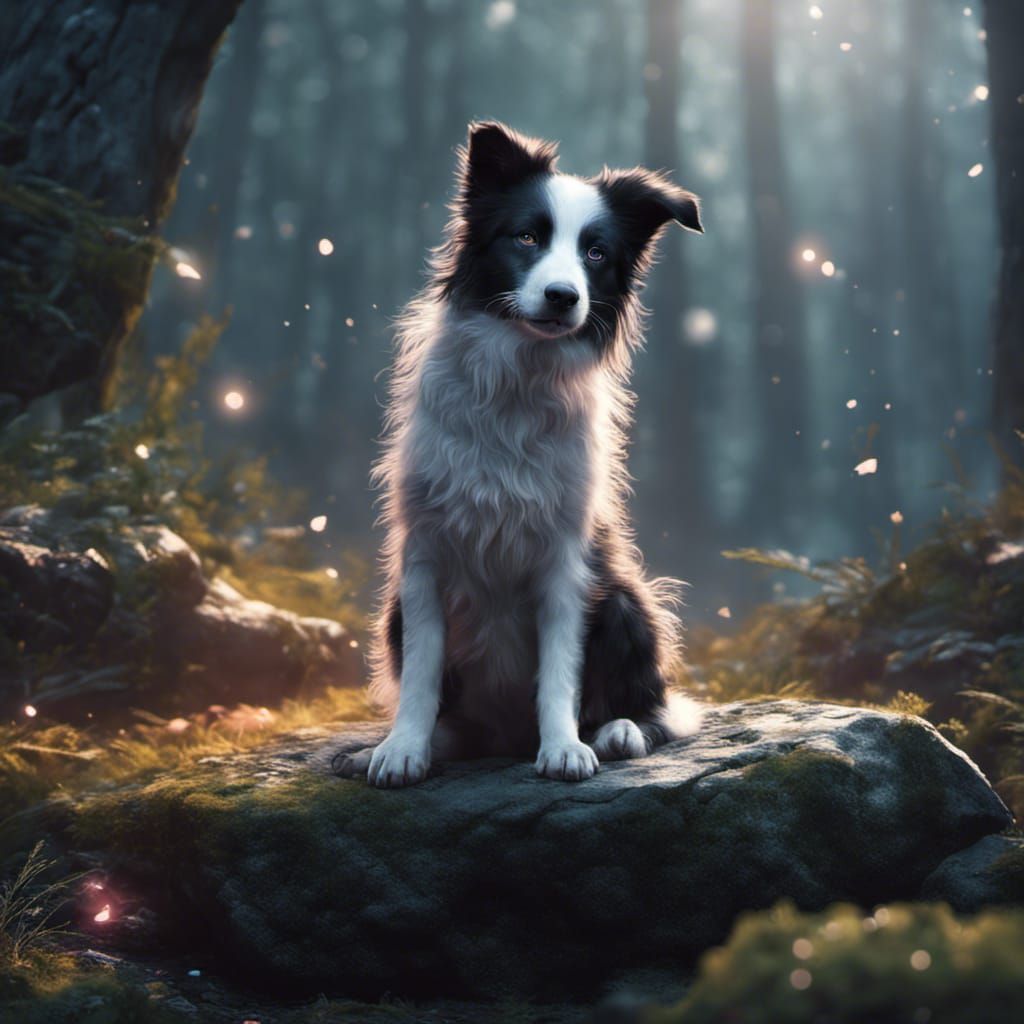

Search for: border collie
xmin=335 ymin=122 xmax=704 ymax=787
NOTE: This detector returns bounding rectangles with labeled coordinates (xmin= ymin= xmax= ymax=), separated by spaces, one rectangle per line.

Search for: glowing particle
xmin=318 ymin=237 xmax=334 ymax=256
xmin=684 ymin=307 xmax=718 ymax=345
xmin=854 ymin=458 xmax=878 ymax=476
xmin=884 ymin=402 xmax=892 ymax=410
xmin=974 ymin=84 xmax=989 ymax=101
xmin=486 ymin=0 xmax=516 ymax=30
xmin=968 ymin=163 xmax=984 ymax=178
xmin=309 ymin=515 xmax=328 ymax=533
xmin=175 ymin=261 xmax=201 ymax=280
xmin=717 ymin=606 xmax=732 ymax=619
xmin=821 ymin=260 xmax=836 ymax=277
xmin=846 ymin=399 xmax=858 ymax=409
xmin=875 ymin=907 xmax=891 ymax=925
xmin=283 ymin=320 xmax=290 ymax=327
xmin=963 ymin=5 xmax=972 ymax=14
xmin=893 ymin=329 xmax=901 ymax=337
xmin=235 ymin=225 xmax=253 ymax=240
xmin=793 ymin=938 xmax=814 ymax=960
xmin=790 ymin=968 xmax=812 ymax=990
xmin=801 ymin=248 xmax=816 ymax=262
xmin=349 ymin=639 xmax=360 ymax=649
xmin=910 ymin=949 xmax=932 ymax=971
xmin=94 ymin=905 xmax=111 ymax=923
xmin=324 ymin=567 xmax=339 ymax=579
xmin=809 ymin=5 xmax=824 ymax=19
xmin=166 ymin=717 xmax=190 ymax=734
xmin=223 ymin=390 xmax=245 ymax=411
xmin=187 ymin=969 xmax=202 ymax=977
xmin=345 ymin=317 xmax=355 ymax=328
xmin=890 ymin=510 xmax=904 ymax=524
xmin=134 ymin=443 xmax=150 ymax=460
xmin=24 ymin=704 xmax=37 ymax=718
xmin=839 ymin=41 xmax=853 ymax=52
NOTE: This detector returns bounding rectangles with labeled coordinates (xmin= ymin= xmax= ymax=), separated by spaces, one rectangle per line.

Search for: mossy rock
xmin=921 ymin=834 xmax=1024 ymax=911
xmin=60 ymin=701 xmax=1012 ymax=1002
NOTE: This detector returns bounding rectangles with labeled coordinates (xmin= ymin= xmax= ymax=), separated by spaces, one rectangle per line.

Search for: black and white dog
xmin=336 ymin=122 xmax=703 ymax=787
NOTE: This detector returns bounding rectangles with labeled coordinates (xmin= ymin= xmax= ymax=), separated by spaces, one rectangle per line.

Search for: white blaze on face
xmin=518 ymin=174 xmax=605 ymax=331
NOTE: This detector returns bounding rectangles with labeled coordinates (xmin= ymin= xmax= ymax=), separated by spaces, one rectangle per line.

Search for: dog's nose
xmin=544 ymin=283 xmax=579 ymax=310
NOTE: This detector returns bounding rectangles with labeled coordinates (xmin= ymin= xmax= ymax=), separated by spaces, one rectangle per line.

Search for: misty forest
xmin=2 ymin=1 xmax=1024 ymax=1022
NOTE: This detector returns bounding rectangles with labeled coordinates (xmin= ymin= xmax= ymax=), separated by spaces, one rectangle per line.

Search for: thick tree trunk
xmin=985 ymin=1 xmax=1024 ymax=465
xmin=740 ymin=0 xmax=807 ymax=539
xmin=0 ymin=0 xmax=243 ymax=413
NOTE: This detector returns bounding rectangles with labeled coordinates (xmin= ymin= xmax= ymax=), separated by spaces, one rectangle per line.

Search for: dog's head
xmin=437 ymin=121 xmax=702 ymax=349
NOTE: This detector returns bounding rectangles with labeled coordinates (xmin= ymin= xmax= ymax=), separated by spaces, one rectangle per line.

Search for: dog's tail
xmin=658 ymin=688 xmax=704 ymax=740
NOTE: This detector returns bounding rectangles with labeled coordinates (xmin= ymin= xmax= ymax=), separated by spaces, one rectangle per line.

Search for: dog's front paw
xmin=535 ymin=739 xmax=599 ymax=781
xmin=367 ymin=733 xmax=431 ymax=788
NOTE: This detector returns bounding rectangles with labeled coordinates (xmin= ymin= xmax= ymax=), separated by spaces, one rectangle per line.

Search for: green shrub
xmin=654 ymin=901 xmax=1024 ymax=1024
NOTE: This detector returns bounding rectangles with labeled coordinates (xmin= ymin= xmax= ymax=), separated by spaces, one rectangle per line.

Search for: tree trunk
xmin=898 ymin=1 xmax=960 ymax=484
xmin=985 ymin=0 xmax=1024 ymax=465
xmin=639 ymin=0 xmax=706 ymax=539
xmin=204 ymin=0 xmax=267 ymax=309
xmin=740 ymin=0 xmax=807 ymax=539
xmin=0 ymin=0 xmax=243 ymax=414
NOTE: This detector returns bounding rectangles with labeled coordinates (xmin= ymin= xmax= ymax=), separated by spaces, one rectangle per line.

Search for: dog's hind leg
xmin=580 ymin=550 xmax=702 ymax=762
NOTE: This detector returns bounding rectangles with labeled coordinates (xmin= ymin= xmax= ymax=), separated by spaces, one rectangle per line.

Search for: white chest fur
xmin=393 ymin=312 xmax=606 ymax=703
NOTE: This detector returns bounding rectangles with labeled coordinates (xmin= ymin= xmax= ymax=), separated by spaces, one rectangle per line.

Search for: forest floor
xmin=3 ymin=360 xmax=1024 ymax=1020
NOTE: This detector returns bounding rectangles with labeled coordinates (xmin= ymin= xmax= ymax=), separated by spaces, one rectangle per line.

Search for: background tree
xmin=985 ymin=0 xmax=1024 ymax=465
xmin=640 ymin=0 xmax=708 ymax=542
xmin=740 ymin=0 xmax=807 ymax=542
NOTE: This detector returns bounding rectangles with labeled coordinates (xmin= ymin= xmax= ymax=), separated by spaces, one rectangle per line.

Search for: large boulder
xmin=0 ymin=505 xmax=361 ymax=718
xmin=69 ymin=700 xmax=1014 ymax=1001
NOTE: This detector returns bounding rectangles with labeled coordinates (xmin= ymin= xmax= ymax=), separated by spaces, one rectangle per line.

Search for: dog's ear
xmin=598 ymin=167 xmax=703 ymax=248
xmin=459 ymin=121 xmax=558 ymax=197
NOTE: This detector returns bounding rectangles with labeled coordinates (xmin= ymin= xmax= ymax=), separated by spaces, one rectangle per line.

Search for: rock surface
xmin=71 ymin=700 xmax=1014 ymax=1001
xmin=921 ymin=834 xmax=1024 ymax=912
xmin=0 ymin=505 xmax=361 ymax=717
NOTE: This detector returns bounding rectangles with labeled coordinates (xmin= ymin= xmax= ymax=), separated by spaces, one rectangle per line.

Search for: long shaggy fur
xmin=345 ymin=121 xmax=704 ymax=782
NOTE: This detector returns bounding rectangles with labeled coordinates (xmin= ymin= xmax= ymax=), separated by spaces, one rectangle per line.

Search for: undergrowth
xmin=0 ymin=687 xmax=373 ymax=822
xmin=689 ymin=446 xmax=1024 ymax=819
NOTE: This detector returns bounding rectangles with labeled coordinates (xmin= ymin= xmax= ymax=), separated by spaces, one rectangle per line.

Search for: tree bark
xmin=985 ymin=0 xmax=1024 ymax=465
xmin=740 ymin=0 xmax=807 ymax=538
xmin=0 ymin=0 xmax=243 ymax=413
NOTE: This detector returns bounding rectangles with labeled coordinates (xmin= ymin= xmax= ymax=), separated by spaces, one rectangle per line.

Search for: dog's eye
xmin=586 ymin=245 xmax=606 ymax=262
xmin=516 ymin=231 xmax=537 ymax=246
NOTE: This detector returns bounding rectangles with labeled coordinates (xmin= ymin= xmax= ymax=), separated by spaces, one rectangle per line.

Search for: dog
xmin=335 ymin=121 xmax=704 ymax=788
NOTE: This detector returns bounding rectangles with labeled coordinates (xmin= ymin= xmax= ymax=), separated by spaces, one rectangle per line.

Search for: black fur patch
xmin=579 ymin=530 xmax=668 ymax=733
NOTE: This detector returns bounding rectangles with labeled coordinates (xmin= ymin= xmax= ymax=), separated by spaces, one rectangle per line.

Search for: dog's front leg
xmin=535 ymin=553 xmax=599 ymax=781
xmin=368 ymin=558 xmax=444 ymax=788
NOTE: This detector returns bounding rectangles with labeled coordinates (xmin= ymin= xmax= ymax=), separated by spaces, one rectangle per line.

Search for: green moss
xmin=0 ymin=951 xmax=179 ymax=1024
xmin=0 ymin=169 xmax=160 ymax=409
xmin=653 ymin=901 xmax=1024 ymax=1024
